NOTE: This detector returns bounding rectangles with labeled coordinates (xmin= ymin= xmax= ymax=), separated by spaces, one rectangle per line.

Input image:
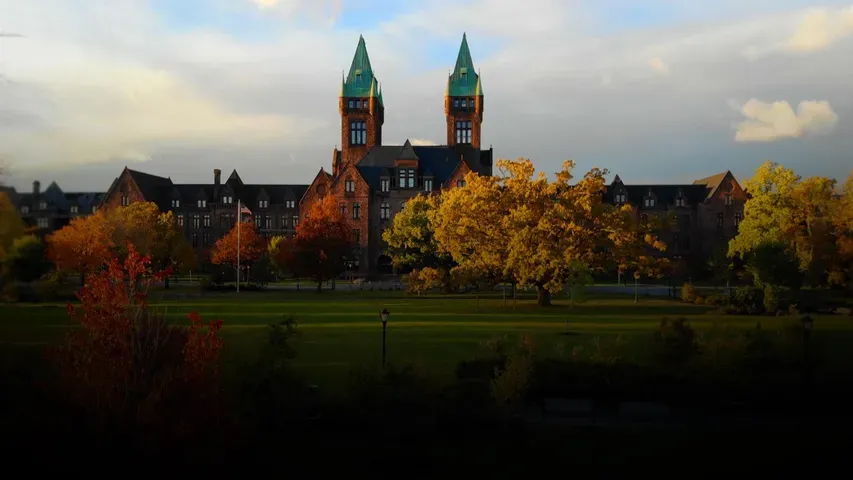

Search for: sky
xmin=0 ymin=0 xmax=852 ymax=192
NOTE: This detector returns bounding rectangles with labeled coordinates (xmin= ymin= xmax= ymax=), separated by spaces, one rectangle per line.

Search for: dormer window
xmin=615 ymin=193 xmax=627 ymax=204
xmin=350 ymin=121 xmax=366 ymax=145
xmin=455 ymin=120 xmax=472 ymax=144
xmin=70 ymin=205 xmax=79 ymax=214
xmin=424 ymin=179 xmax=433 ymax=192
xmin=457 ymin=180 xmax=466 ymax=188
xmin=380 ymin=179 xmax=390 ymax=193
xmin=644 ymin=195 xmax=656 ymax=208
xmin=356 ymin=72 xmax=362 ymax=86
xmin=222 ymin=196 xmax=232 ymax=204
xmin=20 ymin=206 xmax=29 ymax=214
xmin=286 ymin=200 xmax=295 ymax=209
xmin=345 ymin=178 xmax=355 ymax=193
xmin=675 ymin=197 xmax=685 ymax=207
xmin=258 ymin=200 xmax=269 ymax=209
xmin=461 ymin=72 xmax=468 ymax=84
xmin=197 ymin=200 xmax=206 ymax=208
xmin=398 ymin=169 xmax=415 ymax=189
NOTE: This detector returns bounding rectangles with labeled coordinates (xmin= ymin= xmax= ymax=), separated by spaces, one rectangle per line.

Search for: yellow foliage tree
xmin=0 ymin=192 xmax=25 ymax=265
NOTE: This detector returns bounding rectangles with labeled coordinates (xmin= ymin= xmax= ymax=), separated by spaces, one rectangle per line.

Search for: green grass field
xmin=2 ymin=289 xmax=852 ymax=389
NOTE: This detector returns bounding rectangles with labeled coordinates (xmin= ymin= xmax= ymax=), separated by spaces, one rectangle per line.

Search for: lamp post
xmin=380 ymin=308 xmax=390 ymax=368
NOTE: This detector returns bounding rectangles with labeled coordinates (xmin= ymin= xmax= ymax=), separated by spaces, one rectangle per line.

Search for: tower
xmin=339 ymin=35 xmax=384 ymax=171
xmin=445 ymin=33 xmax=483 ymax=149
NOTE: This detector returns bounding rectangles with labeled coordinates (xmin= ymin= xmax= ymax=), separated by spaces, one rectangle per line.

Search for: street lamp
xmin=380 ymin=308 xmax=390 ymax=368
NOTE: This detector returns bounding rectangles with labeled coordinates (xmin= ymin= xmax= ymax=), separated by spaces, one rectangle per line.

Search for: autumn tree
xmin=47 ymin=213 xmax=113 ymax=284
xmin=105 ymin=202 xmax=195 ymax=288
xmin=274 ymin=196 xmax=353 ymax=292
xmin=0 ymin=192 xmax=25 ymax=267
xmin=832 ymin=171 xmax=853 ymax=289
xmin=210 ymin=220 xmax=265 ymax=283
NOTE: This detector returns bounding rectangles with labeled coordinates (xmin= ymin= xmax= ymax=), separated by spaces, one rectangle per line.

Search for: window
xmin=353 ymin=229 xmax=361 ymax=244
xmin=345 ymin=179 xmax=355 ymax=192
xmin=641 ymin=214 xmax=648 ymax=225
xmin=380 ymin=179 xmax=390 ymax=193
xmin=292 ymin=215 xmax=299 ymax=227
xmin=39 ymin=201 xmax=47 ymax=210
xmin=203 ymin=215 xmax=210 ymax=228
xmin=348 ymin=100 xmax=354 ymax=109
xmin=400 ymin=201 xmax=407 ymax=210
xmin=355 ymin=73 xmax=362 ymax=85
xmin=192 ymin=215 xmax=200 ymax=228
xmin=197 ymin=200 xmax=206 ymax=208
xmin=725 ymin=194 xmax=733 ymax=206
xmin=682 ymin=215 xmax=690 ymax=229
xmin=461 ymin=99 xmax=467 ymax=108
xmin=615 ymin=193 xmax=626 ymax=204
xmin=675 ymin=197 xmax=686 ymax=207
xmin=222 ymin=196 xmax=232 ymax=204
xmin=178 ymin=215 xmax=184 ymax=227
xmin=453 ymin=99 xmax=459 ymax=108
xmin=265 ymin=216 xmax=273 ymax=229
xmin=219 ymin=214 xmax=228 ymax=228
xmin=644 ymin=197 xmax=656 ymax=208
xmin=457 ymin=180 xmax=466 ymax=188
xmin=281 ymin=216 xmax=288 ymax=228
xmin=352 ymin=202 xmax=361 ymax=220
xmin=92 ymin=206 xmax=98 ymax=213
xmin=70 ymin=205 xmax=79 ymax=214
xmin=171 ymin=199 xmax=180 ymax=208
xmin=397 ymin=169 xmax=415 ymax=189
xmin=192 ymin=233 xmax=198 ymax=247
xmin=36 ymin=217 xmax=49 ymax=229
xmin=255 ymin=216 xmax=261 ymax=228
xmin=461 ymin=72 xmax=468 ymax=84
xmin=20 ymin=206 xmax=29 ymax=214
xmin=285 ymin=200 xmax=296 ymax=209
xmin=340 ymin=203 xmax=347 ymax=216
xmin=350 ymin=121 xmax=366 ymax=145
xmin=717 ymin=213 xmax=724 ymax=228
xmin=734 ymin=213 xmax=742 ymax=227
xmin=258 ymin=200 xmax=269 ymax=208
xmin=380 ymin=202 xmax=390 ymax=220
xmin=424 ymin=179 xmax=433 ymax=191
xmin=203 ymin=232 xmax=210 ymax=246
xmin=455 ymin=120 xmax=472 ymax=144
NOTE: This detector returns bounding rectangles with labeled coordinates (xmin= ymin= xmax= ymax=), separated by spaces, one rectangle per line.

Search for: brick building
xmin=1 ymin=181 xmax=104 ymax=237
xmin=96 ymin=34 xmax=746 ymax=276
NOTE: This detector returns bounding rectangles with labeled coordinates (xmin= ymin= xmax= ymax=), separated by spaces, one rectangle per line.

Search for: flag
xmin=239 ymin=203 xmax=252 ymax=222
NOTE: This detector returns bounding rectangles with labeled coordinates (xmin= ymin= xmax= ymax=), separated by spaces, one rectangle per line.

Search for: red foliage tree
xmin=52 ymin=242 xmax=223 ymax=441
xmin=276 ymin=196 xmax=354 ymax=292
xmin=210 ymin=220 xmax=265 ymax=281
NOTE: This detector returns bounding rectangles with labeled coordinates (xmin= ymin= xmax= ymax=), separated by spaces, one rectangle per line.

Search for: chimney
xmin=214 ymin=169 xmax=221 ymax=186
xmin=33 ymin=181 xmax=40 ymax=195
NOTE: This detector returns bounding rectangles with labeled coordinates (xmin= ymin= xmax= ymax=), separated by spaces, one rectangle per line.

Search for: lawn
xmin=2 ymin=289 xmax=852 ymax=389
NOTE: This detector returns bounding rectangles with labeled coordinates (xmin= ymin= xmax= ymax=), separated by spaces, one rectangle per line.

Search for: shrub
xmin=693 ymin=296 xmax=705 ymax=305
xmin=705 ymin=294 xmax=728 ymax=307
xmin=763 ymin=285 xmax=791 ymax=315
xmin=681 ymin=282 xmax=697 ymax=303
xmin=651 ymin=317 xmax=698 ymax=367
xmin=2 ymin=282 xmax=19 ymax=302
xmin=732 ymin=286 xmax=765 ymax=315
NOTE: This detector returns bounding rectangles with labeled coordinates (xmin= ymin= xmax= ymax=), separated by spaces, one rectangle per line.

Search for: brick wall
xmin=101 ymin=173 xmax=146 ymax=211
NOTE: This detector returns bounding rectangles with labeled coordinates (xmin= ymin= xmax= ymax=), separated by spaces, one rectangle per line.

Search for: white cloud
xmin=734 ymin=99 xmax=839 ymax=143
xmin=787 ymin=6 xmax=853 ymax=53
xmin=409 ymin=139 xmax=437 ymax=146
xmin=649 ymin=57 xmax=669 ymax=75
xmin=249 ymin=0 xmax=343 ymax=24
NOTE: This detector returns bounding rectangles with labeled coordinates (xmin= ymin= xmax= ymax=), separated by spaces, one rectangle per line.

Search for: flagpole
xmin=237 ymin=199 xmax=241 ymax=293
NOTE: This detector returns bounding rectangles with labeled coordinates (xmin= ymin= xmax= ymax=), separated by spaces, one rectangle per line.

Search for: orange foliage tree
xmin=53 ymin=243 xmax=223 ymax=439
xmin=273 ymin=196 xmax=353 ymax=292
xmin=46 ymin=213 xmax=113 ymax=284
xmin=210 ymin=220 xmax=265 ymax=282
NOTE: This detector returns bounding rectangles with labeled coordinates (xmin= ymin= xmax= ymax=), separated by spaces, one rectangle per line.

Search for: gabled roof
xmin=355 ymin=144 xmax=490 ymax=189
xmin=341 ymin=35 xmax=382 ymax=106
xmin=693 ymin=171 xmax=731 ymax=201
xmin=397 ymin=140 xmax=418 ymax=161
xmin=448 ymin=33 xmax=481 ymax=97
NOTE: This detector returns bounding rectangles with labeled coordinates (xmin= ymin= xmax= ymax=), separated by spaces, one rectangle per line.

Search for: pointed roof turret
xmin=398 ymin=140 xmax=418 ymax=161
xmin=342 ymin=35 xmax=383 ymax=106
xmin=448 ymin=33 xmax=480 ymax=97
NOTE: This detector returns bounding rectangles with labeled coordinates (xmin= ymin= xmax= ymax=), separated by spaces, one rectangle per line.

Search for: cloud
xmin=787 ymin=6 xmax=853 ymax=53
xmin=409 ymin=139 xmax=438 ymax=146
xmin=734 ymin=99 xmax=839 ymax=143
xmin=649 ymin=57 xmax=669 ymax=74
xmin=249 ymin=0 xmax=343 ymax=23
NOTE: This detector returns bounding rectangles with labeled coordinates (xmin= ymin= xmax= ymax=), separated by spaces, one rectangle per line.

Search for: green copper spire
xmin=342 ymin=35 xmax=383 ymax=106
xmin=447 ymin=33 xmax=480 ymax=97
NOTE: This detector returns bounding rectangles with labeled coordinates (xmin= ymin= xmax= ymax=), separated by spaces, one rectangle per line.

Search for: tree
xmin=383 ymin=193 xmax=453 ymax=272
xmin=744 ymin=241 xmax=802 ymax=290
xmin=6 ymin=235 xmax=50 ymax=282
xmin=105 ymin=202 xmax=194 ymax=288
xmin=0 ymin=192 xmax=25 ymax=265
xmin=277 ymin=196 xmax=353 ymax=292
xmin=47 ymin=213 xmax=113 ymax=284
xmin=210 ymin=220 xmax=265 ymax=283
xmin=834 ymin=171 xmax=853 ymax=290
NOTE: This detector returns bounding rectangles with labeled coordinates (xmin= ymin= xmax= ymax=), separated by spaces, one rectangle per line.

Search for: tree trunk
xmin=634 ymin=277 xmax=639 ymax=304
xmin=537 ymin=286 xmax=552 ymax=307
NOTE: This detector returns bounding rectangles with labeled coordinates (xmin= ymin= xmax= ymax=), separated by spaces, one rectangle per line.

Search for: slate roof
xmin=693 ymin=171 xmax=731 ymax=201
xmin=354 ymin=143 xmax=492 ymax=189
xmin=605 ymin=171 xmax=733 ymax=207
xmin=341 ymin=35 xmax=383 ymax=106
